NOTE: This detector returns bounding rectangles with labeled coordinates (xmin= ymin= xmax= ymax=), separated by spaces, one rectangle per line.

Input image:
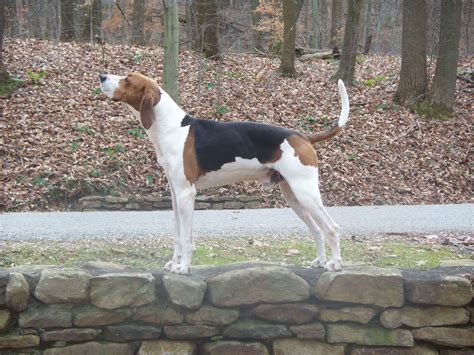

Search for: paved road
xmin=1 ymin=204 xmax=472 ymax=241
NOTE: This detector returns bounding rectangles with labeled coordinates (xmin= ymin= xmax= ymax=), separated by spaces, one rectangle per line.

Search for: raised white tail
xmin=337 ymin=79 xmax=350 ymax=127
xmin=307 ymin=79 xmax=350 ymax=143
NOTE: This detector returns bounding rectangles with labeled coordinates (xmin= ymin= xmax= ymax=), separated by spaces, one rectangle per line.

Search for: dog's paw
xmin=171 ymin=263 xmax=191 ymax=275
xmin=325 ymin=259 xmax=342 ymax=272
xmin=164 ymin=260 xmax=175 ymax=272
xmin=311 ymin=257 xmax=327 ymax=269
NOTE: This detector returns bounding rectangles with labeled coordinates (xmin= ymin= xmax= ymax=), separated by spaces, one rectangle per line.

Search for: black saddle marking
xmin=181 ymin=114 xmax=295 ymax=173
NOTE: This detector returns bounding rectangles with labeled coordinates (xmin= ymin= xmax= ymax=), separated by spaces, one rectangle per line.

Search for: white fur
xmin=101 ymin=75 xmax=346 ymax=273
xmin=337 ymin=79 xmax=350 ymax=127
xmin=100 ymin=74 xmax=122 ymax=99
xmin=196 ymin=158 xmax=270 ymax=190
xmin=144 ymin=90 xmax=196 ymax=274
xmin=272 ymin=140 xmax=342 ymax=271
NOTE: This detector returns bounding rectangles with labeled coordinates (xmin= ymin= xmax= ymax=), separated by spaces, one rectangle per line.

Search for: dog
xmin=99 ymin=72 xmax=349 ymax=274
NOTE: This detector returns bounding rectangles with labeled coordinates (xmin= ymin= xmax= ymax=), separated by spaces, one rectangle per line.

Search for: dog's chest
xmin=195 ymin=157 xmax=270 ymax=190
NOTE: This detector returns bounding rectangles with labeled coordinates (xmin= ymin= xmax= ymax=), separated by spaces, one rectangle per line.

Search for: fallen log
xmin=299 ymin=47 xmax=341 ymax=61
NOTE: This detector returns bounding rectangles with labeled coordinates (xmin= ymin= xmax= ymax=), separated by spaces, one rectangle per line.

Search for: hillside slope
xmin=2 ymin=39 xmax=471 ymax=211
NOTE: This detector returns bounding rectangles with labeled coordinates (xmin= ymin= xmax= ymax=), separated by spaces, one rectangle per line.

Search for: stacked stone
xmin=78 ymin=195 xmax=262 ymax=211
xmin=0 ymin=264 xmax=473 ymax=354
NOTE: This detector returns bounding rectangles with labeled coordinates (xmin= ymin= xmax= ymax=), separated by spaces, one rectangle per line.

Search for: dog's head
xmin=99 ymin=72 xmax=161 ymax=129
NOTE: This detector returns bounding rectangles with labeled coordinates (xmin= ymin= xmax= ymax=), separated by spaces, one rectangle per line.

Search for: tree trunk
xmin=363 ymin=34 xmax=372 ymax=55
xmin=195 ymin=0 xmax=219 ymax=59
xmin=330 ymin=0 xmax=342 ymax=47
xmin=60 ymin=0 xmax=75 ymax=41
xmin=0 ymin=0 xmax=8 ymax=85
xmin=373 ymin=0 xmax=382 ymax=52
xmin=28 ymin=0 xmax=42 ymax=38
xmin=162 ymin=0 xmax=179 ymax=103
xmin=310 ymin=0 xmax=319 ymax=48
xmin=462 ymin=0 xmax=472 ymax=54
xmin=278 ymin=0 xmax=304 ymax=77
xmin=185 ymin=2 xmax=194 ymax=50
xmin=426 ymin=0 xmax=462 ymax=117
xmin=332 ymin=0 xmax=365 ymax=86
xmin=250 ymin=0 xmax=263 ymax=52
xmin=394 ymin=0 xmax=427 ymax=107
xmin=361 ymin=0 xmax=372 ymax=53
xmin=132 ymin=0 xmax=146 ymax=46
xmin=42 ymin=0 xmax=53 ymax=39
xmin=318 ymin=0 xmax=329 ymax=48
xmin=15 ymin=0 xmax=24 ymax=36
xmin=82 ymin=0 xmax=102 ymax=42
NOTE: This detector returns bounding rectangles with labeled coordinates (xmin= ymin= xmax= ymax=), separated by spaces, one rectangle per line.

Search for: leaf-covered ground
xmin=2 ymin=39 xmax=472 ymax=211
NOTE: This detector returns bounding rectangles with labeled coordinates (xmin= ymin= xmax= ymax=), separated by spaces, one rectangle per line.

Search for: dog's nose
xmin=99 ymin=74 xmax=107 ymax=83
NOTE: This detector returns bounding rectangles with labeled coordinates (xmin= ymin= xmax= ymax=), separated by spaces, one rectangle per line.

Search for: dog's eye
xmin=124 ymin=77 xmax=130 ymax=85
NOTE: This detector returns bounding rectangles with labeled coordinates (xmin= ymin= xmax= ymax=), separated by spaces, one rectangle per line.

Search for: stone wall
xmin=0 ymin=263 xmax=473 ymax=354
xmin=78 ymin=195 xmax=262 ymax=211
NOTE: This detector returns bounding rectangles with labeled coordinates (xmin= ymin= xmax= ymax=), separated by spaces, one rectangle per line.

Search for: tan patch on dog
xmin=112 ymin=73 xmax=161 ymax=129
xmin=288 ymin=134 xmax=318 ymax=167
xmin=268 ymin=147 xmax=283 ymax=163
xmin=183 ymin=127 xmax=204 ymax=184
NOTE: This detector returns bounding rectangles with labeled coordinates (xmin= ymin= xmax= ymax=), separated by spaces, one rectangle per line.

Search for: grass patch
xmin=363 ymin=75 xmax=387 ymax=87
xmin=0 ymin=236 xmax=463 ymax=270
xmin=222 ymin=70 xmax=247 ymax=80
xmin=0 ymin=76 xmax=24 ymax=96
xmin=373 ymin=244 xmax=457 ymax=269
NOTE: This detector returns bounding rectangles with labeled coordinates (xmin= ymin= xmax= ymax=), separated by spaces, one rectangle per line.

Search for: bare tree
xmin=318 ymin=0 xmax=329 ymax=48
xmin=27 ymin=0 xmax=42 ymax=38
xmin=250 ymin=0 xmax=263 ymax=52
xmin=425 ymin=0 xmax=463 ymax=117
xmin=462 ymin=0 xmax=472 ymax=54
xmin=394 ymin=0 xmax=427 ymax=107
xmin=310 ymin=0 xmax=319 ymax=48
xmin=162 ymin=0 xmax=179 ymax=102
xmin=14 ymin=0 xmax=24 ymax=36
xmin=60 ymin=0 xmax=75 ymax=41
xmin=82 ymin=0 xmax=102 ymax=43
xmin=332 ymin=0 xmax=365 ymax=86
xmin=132 ymin=0 xmax=146 ymax=46
xmin=361 ymin=0 xmax=372 ymax=54
xmin=278 ymin=0 xmax=304 ymax=76
xmin=0 ymin=0 xmax=8 ymax=85
xmin=330 ymin=0 xmax=343 ymax=47
xmin=196 ymin=0 xmax=219 ymax=59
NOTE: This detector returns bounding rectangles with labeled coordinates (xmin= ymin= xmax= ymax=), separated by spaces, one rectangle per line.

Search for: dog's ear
xmin=140 ymin=87 xmax=158 ymax=129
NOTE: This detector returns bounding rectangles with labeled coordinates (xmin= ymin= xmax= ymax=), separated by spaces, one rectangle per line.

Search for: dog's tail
xmin=307 ymin=79 xmax=350 ymax=144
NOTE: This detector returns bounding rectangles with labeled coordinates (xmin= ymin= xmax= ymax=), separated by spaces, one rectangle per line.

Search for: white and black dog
xmin=100 ymin=73 xmax=349 ymax=274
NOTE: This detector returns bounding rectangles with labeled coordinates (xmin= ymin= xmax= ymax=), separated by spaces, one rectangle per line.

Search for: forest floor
xmin=2 ymin=38 xmax=472 ymax=212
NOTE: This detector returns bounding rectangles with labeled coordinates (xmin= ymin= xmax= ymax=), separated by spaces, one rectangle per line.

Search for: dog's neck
xmin=153 ymin=89 xmax=187 ymax=131
xmin=125 ymin=88 xmax=185 ymax=132
xmin=125 ymin=88 xmax=189 ymax=170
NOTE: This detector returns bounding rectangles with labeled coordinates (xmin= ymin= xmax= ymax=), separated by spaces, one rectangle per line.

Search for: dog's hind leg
xmin=288 ymin=181 xmax=342 ymax=271
xmin=281 ymin=171 xmax=342 ymax=271
xmin=272 ymin=139 xmax=342 ymax=271
xmin=279 ymin=181 xmax=327 ymax=268
xmin=302 ymin=182 xmax=342 ymax=271
xmin=312 ymin=201 xmax=342 ymax=272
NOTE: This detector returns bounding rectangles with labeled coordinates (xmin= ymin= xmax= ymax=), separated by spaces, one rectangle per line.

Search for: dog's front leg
xmin=170 ymin=186 xmax=196 ymax=274
xmin=164 ymin=188 xmax=182 ymax=271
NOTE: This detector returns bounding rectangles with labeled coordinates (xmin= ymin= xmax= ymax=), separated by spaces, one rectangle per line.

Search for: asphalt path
xmin=0 ymin=204 xmax=472 ymax=241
